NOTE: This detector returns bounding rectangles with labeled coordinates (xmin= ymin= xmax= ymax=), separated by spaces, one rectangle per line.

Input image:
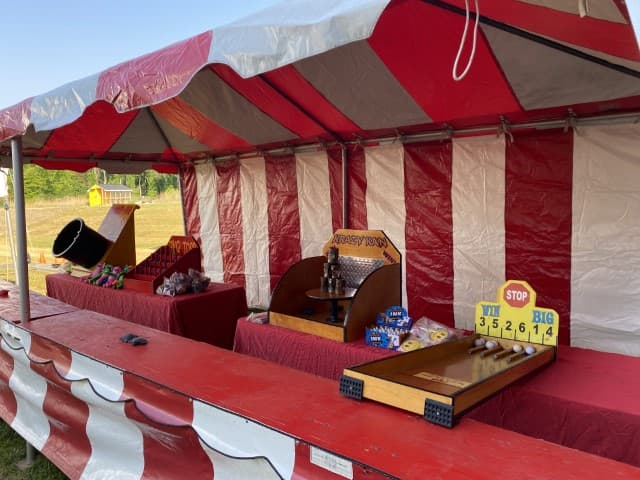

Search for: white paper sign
xmin=310 ymin=446 xmax=353 ymax=479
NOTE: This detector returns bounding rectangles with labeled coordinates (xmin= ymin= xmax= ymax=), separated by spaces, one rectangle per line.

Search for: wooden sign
xmin=475 ymin=280 xmax=559 ymax=346
xmin=167 ymin=236 xmax=199 ymax=256
xmin=323 ymin=229 xmax=400 ymax=264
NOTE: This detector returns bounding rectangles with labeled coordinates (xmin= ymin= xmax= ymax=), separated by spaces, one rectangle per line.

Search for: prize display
xmin=340 ymin=280 xmax=558 ymax=427
xmin=124 ymin=236 xmax=202 ymax=294
xmin=365 ymin=306 xmax=413 ymax=349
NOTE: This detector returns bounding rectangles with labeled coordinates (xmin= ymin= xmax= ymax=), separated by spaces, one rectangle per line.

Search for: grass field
xmin=0 ymin=191 xmax=185 ymax=294
xmin=0 ymin=193 xmax=184 ymax=478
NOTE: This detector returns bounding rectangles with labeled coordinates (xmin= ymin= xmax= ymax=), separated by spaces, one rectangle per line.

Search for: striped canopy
xmin=0 ymin=0 xmax=639 ymax=173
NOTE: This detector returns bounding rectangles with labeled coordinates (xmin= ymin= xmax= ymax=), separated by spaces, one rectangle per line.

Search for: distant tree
xmin=22 ymin=165 xmax=49 ymax=199
xmin=8 ymin=164 xmax=178 ymax=200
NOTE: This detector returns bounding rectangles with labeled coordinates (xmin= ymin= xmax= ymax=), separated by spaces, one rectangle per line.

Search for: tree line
xmin=5 ymin=165 xmax=179 ymax=200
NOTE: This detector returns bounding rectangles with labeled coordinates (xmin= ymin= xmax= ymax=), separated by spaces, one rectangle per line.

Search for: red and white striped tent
xmin=1 ymin=0 xmax=640 ymax=356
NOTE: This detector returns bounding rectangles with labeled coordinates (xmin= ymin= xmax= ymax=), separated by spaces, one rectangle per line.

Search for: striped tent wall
xmin=183 ymin=124 xmax=640 ymax=356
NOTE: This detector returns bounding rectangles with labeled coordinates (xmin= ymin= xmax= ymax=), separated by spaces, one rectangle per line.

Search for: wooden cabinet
xmin=268 ymin=229 xmax=402 ymax=342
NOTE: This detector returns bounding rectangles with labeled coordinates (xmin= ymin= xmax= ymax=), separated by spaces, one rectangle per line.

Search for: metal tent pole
xmin=10 ymin=137 xmax=30 ymax=320
xmin=10 ymin=136 xmax=35 ymax=467
xmin=341 ymin=145 xmax=348 ymax=228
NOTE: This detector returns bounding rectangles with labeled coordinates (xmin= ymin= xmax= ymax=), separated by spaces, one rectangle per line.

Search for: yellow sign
xmin=323 ymin=229 xmax=400 ymax=264
xmin=474 ymin=280 xmax=559 ymax=346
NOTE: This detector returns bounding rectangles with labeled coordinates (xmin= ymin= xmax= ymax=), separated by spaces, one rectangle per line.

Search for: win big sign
xmin=475 ymin=280 xmax=559 ymax=346
xmin=503 ymin=281 xmax=531 ymax=308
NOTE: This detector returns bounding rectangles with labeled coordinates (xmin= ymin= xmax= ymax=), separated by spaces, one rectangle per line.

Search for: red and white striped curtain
xmin=182 ymin=123 xmax=640 ymax=356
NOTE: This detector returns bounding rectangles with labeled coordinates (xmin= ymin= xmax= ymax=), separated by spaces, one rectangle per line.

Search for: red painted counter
xmin=1 ymin=310 xmax=639 ymax=480
xmin=233 ymin=318 xmax=640 ymax=467
xmin=0 ymin=278 xmax=78 ymax=322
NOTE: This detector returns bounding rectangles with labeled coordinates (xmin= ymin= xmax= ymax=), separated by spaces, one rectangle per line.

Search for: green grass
xmin=0 ymin=422 xmax=67 ymax=480
xmin=0 ymin=422 xmax=67 ymax=479
xmin=0 ymin=193 xmax=184 ymax=477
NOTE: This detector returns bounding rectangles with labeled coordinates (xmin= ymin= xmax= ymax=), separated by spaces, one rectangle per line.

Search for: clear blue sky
xmin=0 ymin=0 xmax=282 ymax=109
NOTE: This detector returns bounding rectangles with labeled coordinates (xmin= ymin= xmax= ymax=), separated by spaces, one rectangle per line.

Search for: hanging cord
xmin=452 ymin=0 xmax=480 ymax=81
xmin=497 ymin=116 xmax=514 ymax=143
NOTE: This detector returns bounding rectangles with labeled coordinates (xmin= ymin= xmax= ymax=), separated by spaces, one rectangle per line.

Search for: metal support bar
xmin=10 ymin=136 xmax=35 ymax=468
xmin=192 ymin=110 xmax=640 ymax=165
xmin=10 ymin=137 xmax=30 ymax=322
xmin=341 ymin=144 xmax=348 ymax=228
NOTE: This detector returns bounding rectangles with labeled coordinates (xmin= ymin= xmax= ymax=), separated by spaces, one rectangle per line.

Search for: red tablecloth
xmin=233 ymin=319 xmax=640 ymax=467
xmin=46 ymin=273 xmax=247 ymax=349
xmin=468 ymin=345 xmax=640 ymax=466
xmin=233 ymin=318 xmax=396 ymax=379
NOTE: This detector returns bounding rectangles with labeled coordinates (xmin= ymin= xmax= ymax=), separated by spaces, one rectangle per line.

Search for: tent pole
xmin=178 ymin=165 xmax=188 ymax=236
xmin=341 ymin=144 xmax=348 ymax=228
xmin=10 ymin=137 xmax=30 ymax=322
xmin=10 ymin=136 xmax=35 ymax=468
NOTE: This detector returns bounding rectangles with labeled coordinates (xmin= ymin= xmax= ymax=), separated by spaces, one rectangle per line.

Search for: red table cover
xmin=46 ymin=273 xmax=247 ymax=349
xmin=233 ymin=318 xmax=396 ymax=379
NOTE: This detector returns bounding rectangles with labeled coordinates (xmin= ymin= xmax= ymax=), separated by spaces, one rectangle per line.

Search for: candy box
xmin=366 ymin=325 xmax=409 ymax=349
xmin=376 ymin=305 xmax=413 ymax=330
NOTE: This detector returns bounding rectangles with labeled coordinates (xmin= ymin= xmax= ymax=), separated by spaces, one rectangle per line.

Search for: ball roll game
xmin=340 ymin=280 xmax=558 ymax=427
xmin=340 ymin=333 xmax=554 ymax=427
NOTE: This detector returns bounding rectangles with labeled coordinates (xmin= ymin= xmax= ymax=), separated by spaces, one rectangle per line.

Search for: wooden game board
xmin=340 ymin=334 xmax=555 ymax=427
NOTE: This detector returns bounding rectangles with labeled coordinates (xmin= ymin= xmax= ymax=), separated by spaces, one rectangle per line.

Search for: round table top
xmin=305 ymin=287 xmax=356 ymax=301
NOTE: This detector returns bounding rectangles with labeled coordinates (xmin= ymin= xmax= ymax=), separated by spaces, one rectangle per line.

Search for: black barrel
xmin=52 ymin=218 xmax=112 ymax=268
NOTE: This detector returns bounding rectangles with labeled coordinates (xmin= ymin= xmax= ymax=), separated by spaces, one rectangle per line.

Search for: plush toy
xmin=188 ymin=268 xmax=210 ymax=293
xmin=85 ymin=263 xmax=131 ymax=289
xmin=86 ymin=263 xmax=105 ymax=284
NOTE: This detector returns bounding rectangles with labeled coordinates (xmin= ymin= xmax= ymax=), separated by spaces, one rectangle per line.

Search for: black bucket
xmin=52 ymin=218 xmax=112 ymax=269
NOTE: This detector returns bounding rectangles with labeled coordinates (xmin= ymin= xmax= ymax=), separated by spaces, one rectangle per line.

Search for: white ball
xmin=485 ymin=340 xmax=497 ymax=349
xmin=525 ymin=345 xmax=536 ymax=355
xmin=512 ymin=344 xmax=523 ymax=353
xmin=474 ymin=338 xmax=486 ymax=347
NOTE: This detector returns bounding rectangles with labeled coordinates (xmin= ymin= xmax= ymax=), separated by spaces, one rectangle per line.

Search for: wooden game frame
xmin=97 ymin=204 xmax=139 ymax=267
xmin=123 ymin=236 xmax=201 ymax=293
xmin=340 ymin=334 xmax=555 ymax=427
xmin=268 ymin=229 xmax=402 ymax=342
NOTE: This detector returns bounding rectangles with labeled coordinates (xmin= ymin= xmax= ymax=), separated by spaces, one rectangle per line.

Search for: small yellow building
xmin=88 ymin=184 xmax=133 ymax=206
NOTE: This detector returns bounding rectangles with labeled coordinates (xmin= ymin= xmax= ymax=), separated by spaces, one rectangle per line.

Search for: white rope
xmin=452 ymin=0 xmax=480 ymax=81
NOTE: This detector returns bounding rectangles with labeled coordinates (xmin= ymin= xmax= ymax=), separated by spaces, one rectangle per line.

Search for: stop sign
xmin=503 ymin=282 xmax=531 ymax=308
